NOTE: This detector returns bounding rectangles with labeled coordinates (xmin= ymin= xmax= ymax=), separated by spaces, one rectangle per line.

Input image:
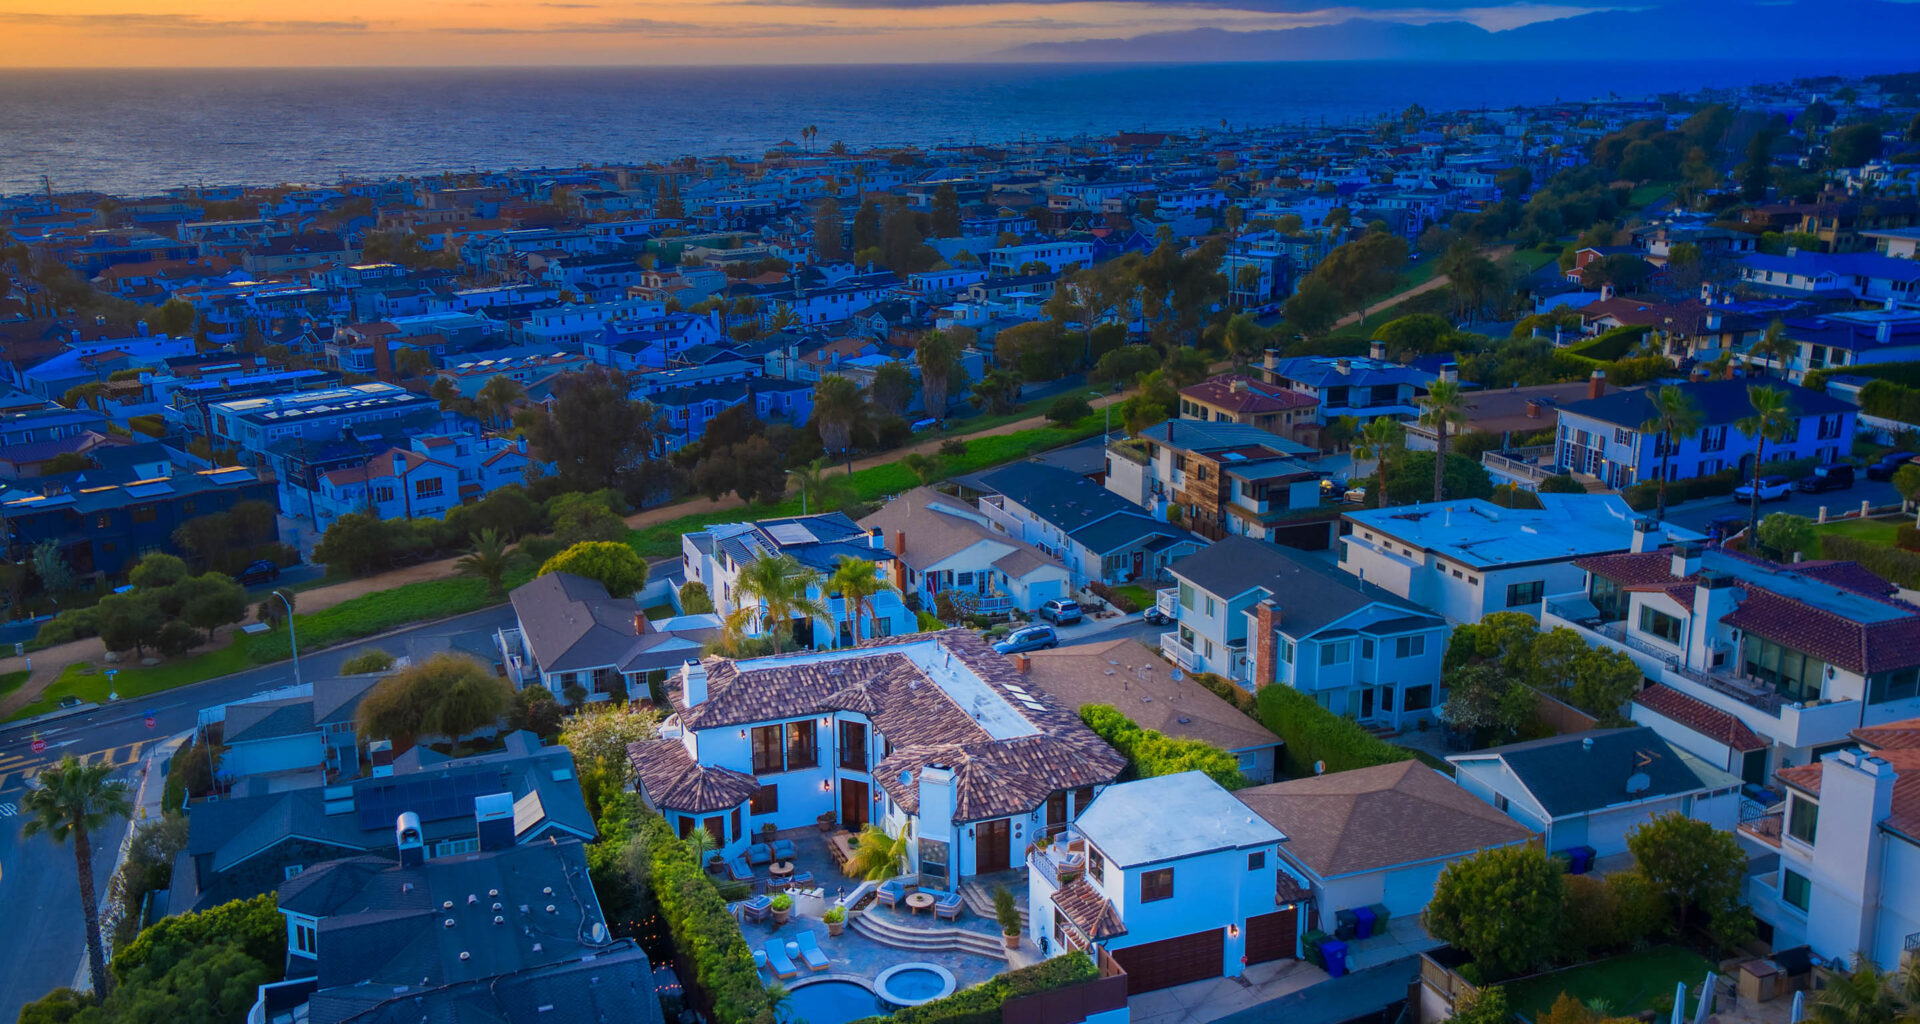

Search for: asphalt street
xmin=1654 ymin=477 xmax=1904 ymax=536
xmin=0 ymin=604 xmax=516 ymax=1020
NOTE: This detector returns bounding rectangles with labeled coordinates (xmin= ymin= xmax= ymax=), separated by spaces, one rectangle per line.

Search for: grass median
xmin=7 ymin=568 xmax=535 ymax=720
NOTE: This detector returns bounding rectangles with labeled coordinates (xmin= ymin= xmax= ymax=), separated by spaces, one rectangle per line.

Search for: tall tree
xmin=729 ymin=552 xmax=827 ymax=656
xmin=870 ymin=361 xmax=913 ymax=418
xmin=1736 ymin=385 xmax=1795 ymax=541
xmin=851 ymin=199 xmax=881 ymax=255
xmin=24 ymin=757 xmax=132 ymax=998
xmin=829 ymin=555 xmax=896 ymax=647
xmin=516 ymin=366 xmax=660 ymax=496
xmin=1424 ymin=843 xmax=1567 ymax=979
xmin=1222 ymin=313 xmax=1267 ymax=371
xmin=1353 ymin=416 xmax=1405 ymax=509
xmin=931 ymin=184 xmax=961 ymax=238
xmin=811 ymin=373 xmax=864 ymax=456
xmin=1421 ymin=380 xmax=1470 ymax=503
xmin=1752 ymin=318 xmax=1795 ymax=378
xmin=915 ymin=329 xmax=961 ymax=422
xmin=1638 ymin=386 xmax=1703 ymax=522
xmin=456 ymin=528 xmax=515 ymax=597
xmin=476 ymin=375 xmax=525 ymax=428
xmin=538 ymin=541 xmax=649 ymax=597
xmin=810 ymin=198 xmax=846 ymax=260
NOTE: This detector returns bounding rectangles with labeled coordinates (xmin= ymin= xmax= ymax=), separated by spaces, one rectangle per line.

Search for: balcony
xmin=1738 ymin=810 xmax=1783 ymax=849
xmin=1156 ymin=588 xmax=1178 ymax=619
xmin=1028 ymin=841 xmax=1085 ymax=892
xmin=1160 ymin=632 xmax=1199 ymax=671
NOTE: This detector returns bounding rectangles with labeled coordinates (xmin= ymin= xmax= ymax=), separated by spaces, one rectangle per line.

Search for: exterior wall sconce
xmin=1227 ymin=924 xmax=1241 ymax=939
xmin=821 ymin=780 xmax=833 ymax=792
xmin=967 ymin=827 xmax=975 ymax=839
xmin=738 ymin=729 xmax=746 ymax=739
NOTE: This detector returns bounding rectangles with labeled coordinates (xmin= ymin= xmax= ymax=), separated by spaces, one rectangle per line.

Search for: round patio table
xmin=905 ymin=892 xmax=936 ymax=915
xmin=770 ymin=861 xmax=794 ymax=879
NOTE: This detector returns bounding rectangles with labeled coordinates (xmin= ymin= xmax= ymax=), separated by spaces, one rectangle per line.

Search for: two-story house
xmin=628 ymin=630 xmax=1126 ymax=884
xmin=857 ymin=486 xmax=1074 ymax=617
xmin=975 ymin=462 xmax=1204 ymax=588
xmin=1556 ymin=378 xmax=1856 ymax=489
xmin=1104 ymin=420 xmax=1330 ymax=548
xmin=1260 ymin=353 xmax=1436 ymax=425
xmin=1177 ymin=374 xmax=1320 ymax=446
xmin=298 ymin=434 xmax=534 ymax=535
xmin=1545 ymin=545 xmax=1920 ymax=786
xmin=1026 ymin=772 xmax=1307 ymax=994
xmin=681 ymin=513 xmax=916 ymax=649
xmin=498 ymin=571 xmax=709 ymax=705
xmin=216 ymin=673 xmax=388 ymax=784
xmin=1340 ymin=495 xmax=1703 ymax=625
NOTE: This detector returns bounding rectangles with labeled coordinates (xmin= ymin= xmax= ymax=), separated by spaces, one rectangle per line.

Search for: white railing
xmin=1156 ymin=588 xmax=1178 ymax=618
xmin=1160 ymin=632 xmax=1199 ymax=671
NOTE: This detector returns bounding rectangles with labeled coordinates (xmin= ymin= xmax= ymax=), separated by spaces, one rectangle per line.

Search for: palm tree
xmin=843 ymin=823 xmax=911 ymax=881
xmin=1223 ymin=313 xmax=1265 ymax=371
xmin=732 ymin=552 xmax=827 ymax=656
xmin=790 ymin=457 xmax=854 ymax=515
xmin=916 ymin=330 xmax=961 ymax=423
xmin=24 ymin=756 xmax=132 ymax=998
xmin=455 ymin=528 xmax=514 ymax=596
xmin=1420 ymin=380 xmax=1469 ymax=503
xmin=1352 ymin=416 xmax=1405 ymax=509
xmin=1809 ymin=959 xmax=1903 ymax=1024
xmin=829 ymin=555 xmax=896 ymax=648
xmin=1737 ymin=384 xmax=1796 ymax=541
xmin=811 ymin=373 xmax=864 ymax=456
xmin=1752 ymin=318 xmax=1795 ymax=379
xmin=476 ymin=376 xmax=525 ymax=428
xmin=1638 ymin=386 xmax=1704 ymax=522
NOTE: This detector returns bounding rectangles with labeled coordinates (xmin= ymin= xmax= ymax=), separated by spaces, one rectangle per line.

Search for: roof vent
xmin=467 ymin=894 xmax=479 ymax=905
xmin=1582 ymin=737 xmax=1593 ymax=752
xmin=492 ymin=902 xmax=503 ymax=912
xmin=459 ymin=951 xmax=471 ymax=961
xmin=442 ymin=900 xmax=453 ymax=910
xmin=493 ymin=915 xmax=505 ymax=926
xmin=488 ymin=889 xmax=500 ymax=898
xmin=444 ymin=918 xmax=455 ymax=928
xmin=547 ymin=904 xmax=558 ymax=914
xmin=542 ymin=887 xmax=554 ymax=896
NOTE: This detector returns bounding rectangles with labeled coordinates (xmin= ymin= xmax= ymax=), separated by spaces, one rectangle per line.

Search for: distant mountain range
xmin=995 ymin=0 xmax=1920 ymax=64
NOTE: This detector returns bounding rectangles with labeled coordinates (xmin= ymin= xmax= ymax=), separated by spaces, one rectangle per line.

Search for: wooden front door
xmin=975 ymin=819 xmax=1011 ymax=873
xmin=841 ymin=779 xmax=869 ymax=832
xmin=1045 ymin=792 xmax=1067 ymax=837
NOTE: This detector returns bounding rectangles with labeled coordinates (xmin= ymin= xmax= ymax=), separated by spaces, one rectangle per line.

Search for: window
xmin=1204 ymin=596 xmax=1215 ymax=616
xmin=131 ymin=505 xmax=157 ymax=524
xmin=1870 ymin=667 xmax=1920 ymax=704
xmin=95 ymin=514 xmax=110 ymax=528
xmin=1590 ymin=575 xmax=1625 ymax=621
xmin=294 ymin=920 xmax=318 ymax=956
xmin=1745 ymin=636 xmax=1826 ymax=702
xmin=1073 ymin=785 xmax=1095 ymax=818
xmin=1141 ymin=868 xmax=1174 ymax=903
xmin=1402 ymin=685 xmax=1434 ymax=711
xmin=839 ymin=721 xmax=868 ymax=771
xmin=1395 ymin=635 xmax=1425 ymax=659
xmin=1506 ymin=581 xmax=1545 ymax=609
xmin=1613 ymin=427 xmax=1633 ymax=445
xmin=1638 ymin=606 xmax=1683 ymax=646
xmin=957 ymin=571 xmax=974 ymax=586
xmin=436 ymin=837 xmax=478 ymax=857
xmin=1179 ymin=583 xmax=1194 ymax=610
xmin=1319 ymin=641 xmax=1351 ymax=666
xmin=284 ymin=864 xmax=305 ymax=880
xmin=416 ymin=477 xmax=444 ymax=498
xmin=1787 ymin=796 xmax=1819 ymax=845
xmin=751 ymin=784 xmax=779 ymax=814
xmin=1248 ymin=851 xmax=1266 ymax=870
xmin=1280 ymin=639 xmax=1294 ymax=665
xmin=1362 ymin=638 xmax=1375 ymax=660
xmin=751 ymin=725 xmax=785 ymax=774
xmin=1781 ymin=868 xmax=1811 ymax=912
xmin=376 ymin=485 xmax=395 ymax=503
xmin=786 ymin=720 xmax=819 ymax=770
xmin=1087 ymin=847 xmax=1105 ymax=884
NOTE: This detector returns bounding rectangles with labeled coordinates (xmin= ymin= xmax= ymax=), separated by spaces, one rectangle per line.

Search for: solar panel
xmin=764 ymin=523 xmax=815 ymax=546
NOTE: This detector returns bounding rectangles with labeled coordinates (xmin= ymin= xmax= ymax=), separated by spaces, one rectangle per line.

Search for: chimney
xmin=633 ymin=611 xmax=647 ymax=634
xmin=890 ymin=528 xmax=906 ymax=556
xmin=680 ymin=659 xmax=708 ymax=707
xmin=1630 ymin=517 xmax=1656 ymax=553
xmin=1670 ymin=543 xmax=1702 ymax=579
xmin=1335 ymin=358 xmax=1351 ymax=375
xmin=1879 ymin=319 xmax=1893 ymax=345
xmin=1525 ymin=399 xmax=1543 ymax=419
xmin=1012 ymin=653 xmax=1031 ymax=674
xmin=517 ymin=437 xmax=528 ymax=455
xmin=397 ymin=811 xmax=425 ymax=868
xmin=1369 ymin=340 xmax=1386 ymax=361
xmin=475 ymin=792 xmax=515 ymax=852
xmin=1600 ymin=284 xmax=1615 ymax=301
xmin=392 ymin=453 xmax=406 ymax=478
xmin=868 ymin=526 xmax=885 ymax=550
xmin=1252 ymin=599 xmax=1281 ymax=688
xmin=136 ymin=320 xmax=150 ymax=337
xmin=916 ymin=765 xmax=955 ymax=837
xmin=1588 ymin=369 xmax=1607 ymax=400
xmin=1440 ymin=362 xmax=1459 ymax=384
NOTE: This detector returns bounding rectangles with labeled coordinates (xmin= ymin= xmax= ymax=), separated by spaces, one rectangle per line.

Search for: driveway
xmin=1130 ymin=957 xmax=1328 ymax=1024
xmin=1212 ymin=955 xmax=1423 ymax=1024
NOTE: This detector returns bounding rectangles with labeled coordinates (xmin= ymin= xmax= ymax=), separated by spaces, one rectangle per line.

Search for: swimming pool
xmin=780 ymin=979 xmax=883 ymax=1024
xmin=875 ymin=963 xmax=957 ymax=1008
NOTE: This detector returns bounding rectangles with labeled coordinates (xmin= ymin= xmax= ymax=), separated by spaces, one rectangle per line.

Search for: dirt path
xmin=1330 ymin=245 xmax=1516 ymax=331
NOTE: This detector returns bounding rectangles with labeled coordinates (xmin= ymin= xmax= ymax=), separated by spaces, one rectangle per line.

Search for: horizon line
xmin=1 ymin=56 xmax=1899 ymax=72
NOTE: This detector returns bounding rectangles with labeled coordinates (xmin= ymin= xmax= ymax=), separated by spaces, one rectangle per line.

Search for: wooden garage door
xmin=1245 ymin=907 xmax=1298 ymax=965
xmin=1115 ymin=928 xmax=1225 ymax=994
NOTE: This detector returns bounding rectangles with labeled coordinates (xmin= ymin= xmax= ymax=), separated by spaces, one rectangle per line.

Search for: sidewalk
xmin=82 ymin=730 xmax=189 ymax=991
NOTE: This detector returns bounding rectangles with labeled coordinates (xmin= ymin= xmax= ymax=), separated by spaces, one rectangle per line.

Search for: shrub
xmin=1538 ymin=474 xmax=1585 ymax=494
xmin=1087 ymin=581 xmax=1138 ymax=613
xmin=1821 ymin=534 xmax=1920 ymax=588
xmin=1899 ymin=524 xmax=1920 ymax=552
xmin=35 ymin=607 xmax=100 ymax=646
xmin=823 ymin=905 xmax=845 ymax=924
xmin=678 ymin=580 xmax=715 ymax=615
xmin=770 ymin=893 xmax=793 ymax=912
xmin=154 ymin=619 xmax=203 ymax=658
xmin=1566 ymin=324 xmax=1652 ymax=362
xmin=1047 ymin=394 xmax=1094 ymax=424
xmin=1190 ymin=671 xmax=1258 ymax=715
xmin=626 ymin=810 xmax=776 ymax=1023
xmin=1256 ymin=683 xmax=1420 ymax=777
xmin=853 ymin=951 xmax=1096 ymax=1024
xmin=340 ymin=648 xmax=396 ymax=674
xmin=1080 ymin=704 xmax=1249 ymax=789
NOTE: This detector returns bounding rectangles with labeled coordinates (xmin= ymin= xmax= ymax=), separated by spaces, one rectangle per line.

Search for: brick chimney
xmin=1252 ymin=599 xmax=1281 ymax=688
xmin=1587 ymin=370 xmax=1607 ymax=400
xmin=1369 ymin=340 xmax=1386 ymax=361
xmin=1012 ymin=653 xmax=1031 ymax=674
xmin=890 ymin=529 xmax=906 ymax=556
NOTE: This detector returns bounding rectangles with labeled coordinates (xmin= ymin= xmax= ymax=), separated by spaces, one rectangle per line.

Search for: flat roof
xmin=1078 ymin=772 xmax=1283 ymax=866
xmin=1344 ymin=494 xmax=1703 ymax=569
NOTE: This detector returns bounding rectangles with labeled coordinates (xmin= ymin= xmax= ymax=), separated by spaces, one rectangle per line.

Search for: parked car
xmin=1343 ymin=485 xmax=1370 ymax=504
xmin=1038 ymin=599 xmax=1083 ymax=625
xmin=993 ymin=625 xmax=1059 ymax=654
xmin=1733 ymin=475 xmax=1792 ymax=502
xmin=1794 ymin=463 xmax=1855 ymax=493
xmin=233 ymin=559 xmax=281 ymax=586
xmin=1143 ymin=606 xmax=1171 ymax=626
xmin=1867 ymin=451 xmax=1917 ymax=481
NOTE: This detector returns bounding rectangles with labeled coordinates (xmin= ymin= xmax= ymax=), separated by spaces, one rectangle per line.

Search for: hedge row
xmin=1191 ymin=671 xmax=1259 ymax=715
xmin=1080 ymin=704 xmax=1250 ymax=790
xmin=852 ymin=951 xmax=1098 ymax=1024
xmin=1820 ymin=534 xmax=1920 ymax=589
xmin=1255 ymin=683 xmax=1431 ymax=778
xmin=1805 ymin=359 xmax=1920 ymax=393
xmin=1565 ymin=324 xmax=1653 ymax=362
xmin=1859 ymin=379 xmax=1920 ymax=427
xmin=621 ymin=805 xmax=776 ymax=1024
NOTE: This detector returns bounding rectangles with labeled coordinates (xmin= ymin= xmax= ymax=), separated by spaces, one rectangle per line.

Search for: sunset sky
xmin=1 ymin=0 xmax=1610 ymax=65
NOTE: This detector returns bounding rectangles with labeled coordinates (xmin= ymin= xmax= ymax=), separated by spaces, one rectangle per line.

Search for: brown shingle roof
xmin=1020 ymin=639 xmax=1281 ymax=755
xmin=1633 ymin=684 xmax=1766 ymax=753
xmin=1234 ymin=761 xmax=1533 ymax=878
xmin=629 ymin=738 xmax=761 ymax=814
xmin=1051 ymin=878 xmax=1126 ymax=940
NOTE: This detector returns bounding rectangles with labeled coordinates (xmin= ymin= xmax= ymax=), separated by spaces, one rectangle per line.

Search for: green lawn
xmin=1627 ymin=182 xmax=1676 ymax=211
xmin=0 ymin=670 xmax=28 ymax=700
xmin=1815 ymin=515 xmax=1904 ymax=557
xmin=1507 ymin=946 xmax=1715 ymax=1018
xmin=1113 ymin=584 xmax=1154 ymax=609
xmin=1506 ymin=248 xmax=1559 ymax=274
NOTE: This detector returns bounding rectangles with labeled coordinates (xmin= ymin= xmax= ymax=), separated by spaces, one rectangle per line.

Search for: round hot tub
xmin=875 ymin=963 xmax=957 ymax=1008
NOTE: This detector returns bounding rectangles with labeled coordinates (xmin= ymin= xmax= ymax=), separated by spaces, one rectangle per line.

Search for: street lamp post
xmin=275 ymin=590 xmax=301 ymax=689
xmin=785 ymin=470 xmax=806 ymax=515
xmin=1089 ymin=392 xmax=1110 ymax=440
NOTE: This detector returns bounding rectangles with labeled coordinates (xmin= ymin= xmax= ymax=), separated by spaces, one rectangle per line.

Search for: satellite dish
xmin=591 ymin=922 xmax=607 ymax=943
xmin=1625 ymin=771 xmax=1652 ymax=795
xmin=1315 ymin=760 xmax=1327 ymax=776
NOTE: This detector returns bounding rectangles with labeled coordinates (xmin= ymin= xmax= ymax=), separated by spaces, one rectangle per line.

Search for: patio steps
xmin=850 ymin=911 xmax=1009 ymax=960
xmin=959 ymin=878 xmax=1029 ymax=930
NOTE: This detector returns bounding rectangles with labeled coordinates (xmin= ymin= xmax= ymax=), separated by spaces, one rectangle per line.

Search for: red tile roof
xmin=1775 ymin=762 xmax=1822 ymax=796
xmin=1855 ymin=719 xmax=1920 ymax=750
xmin=1179 ymin=375 xmax=1318 ymax=415
xmin=1051 ymin=878 xmax=1126 ymax=940
xmin=629 ymin=737 xmax=761 ymax=814
xmin=1722 ymin=589 xmax=1920 ymax=676
xmin=1633 ymin=684 xmax=1765 ymax=752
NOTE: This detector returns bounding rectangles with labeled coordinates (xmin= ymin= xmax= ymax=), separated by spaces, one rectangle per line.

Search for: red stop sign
xmin=145 ymin=716 xmax=156 ymax=730
xmin=30 ymin=738 xmax=45 ymax=754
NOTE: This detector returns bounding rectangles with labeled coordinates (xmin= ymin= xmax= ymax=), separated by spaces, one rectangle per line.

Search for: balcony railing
xmin=1739 ymin=811 xmax=1783 ymax=848
xmin=1161 ymin=632 xmax=1199 ymax=671
xmin=1156 ymin=588 xmax=1178 ymax=618
xmin=1671 ymin=664 xmax=1787 ymax=715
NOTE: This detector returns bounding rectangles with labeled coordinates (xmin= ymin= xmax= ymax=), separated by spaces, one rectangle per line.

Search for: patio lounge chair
xmin=763 ymin=940 xmax=800 ymax=980
xmin=747 ymin=844 xmax=773 ymax=867
xmin=768 ymin=875 xmax=791 ymax=892
xmin=742 ymin=895 xmax=772 ymax=922
xmin=934 ymin=891 xmax=964 ymax=921
xmin=794 ymin=930 xmax=831 ymax=972
xmin=875 ymin=880 xmax=904 ymax=908
xmin=771 ymin=839 xmax=797 ymax=861
xmin=788 ymin=871 xmax=814 ymax=888
xmin=727 ymin=855 xmax=753 ymax=883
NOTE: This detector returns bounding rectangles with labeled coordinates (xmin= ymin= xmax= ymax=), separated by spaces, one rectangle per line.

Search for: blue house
xmin=1555 ymin=378 xmax=1856 ymax=489
xmin=1260 ymin=353 xmax=1437 ymax=425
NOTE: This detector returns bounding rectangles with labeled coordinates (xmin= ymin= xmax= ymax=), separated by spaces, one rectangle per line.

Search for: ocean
xmin=0 ymin=60 xmax=1901 ymax=197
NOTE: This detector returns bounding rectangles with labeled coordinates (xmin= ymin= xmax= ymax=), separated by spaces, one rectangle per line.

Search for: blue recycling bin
xmin=1354 ymin=905 xmax=1377 ymax=939
xmin=1568 ymin=846 xmax=1596 ymax=875
xmin=1321 ymin=939 xmax=1350 ymax=977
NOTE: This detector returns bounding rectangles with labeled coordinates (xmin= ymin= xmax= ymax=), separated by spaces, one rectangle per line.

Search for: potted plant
xmin=994 ymin=885 xmax=1021 ymax=950
xmin=771 ymin=893 xmax=794 ymax=926
xmin=823 ymin=905 xmax=846 ymax=937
